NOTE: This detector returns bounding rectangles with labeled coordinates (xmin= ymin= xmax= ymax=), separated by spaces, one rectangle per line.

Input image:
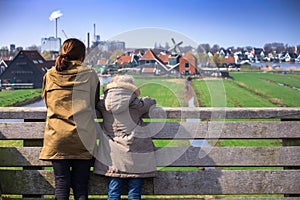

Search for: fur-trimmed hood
xmin=104 ymin=81 xmax=140 ymax=96
xmin=103 ymin=81 xmax=140 ymax=114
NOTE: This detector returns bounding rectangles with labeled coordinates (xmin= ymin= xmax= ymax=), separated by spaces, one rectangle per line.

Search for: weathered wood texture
xmin=1 ymin=121 xmax=300 ymax=139
xmin=0 ymin=170 xmax=299 ymax=195
xmin=1 ymin=146 xmax=299 ymax=167
xmin=1 ymin=107 xmax=300 ymax=119
xmin=0 ymin=107 xmax=300 ymax=199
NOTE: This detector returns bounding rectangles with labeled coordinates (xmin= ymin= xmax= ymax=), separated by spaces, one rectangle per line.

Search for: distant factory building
xmin=0 ymin=50 xmax=54 ymax=88
xmin=41 ymin=37 xmax=61 ymax=52
xmin=95 ymin=40 xmax=125 ymax=52
xmin=10 ymin=44 xmax=16 ymax=52
xmin=109 ymin=40 xmax=125 ymax=51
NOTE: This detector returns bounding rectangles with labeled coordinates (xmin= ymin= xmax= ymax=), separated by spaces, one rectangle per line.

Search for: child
xmin=94 ymin=75 xmax=156 ymax=200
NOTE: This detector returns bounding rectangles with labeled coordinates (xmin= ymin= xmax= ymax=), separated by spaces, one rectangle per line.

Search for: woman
xmin=94 ymin=75 xmax=157 ymax=200
xmin=39 ymin=38 xmax=100 ymax=200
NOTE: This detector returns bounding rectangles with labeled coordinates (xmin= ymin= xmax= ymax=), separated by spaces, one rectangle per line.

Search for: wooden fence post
xmin=23 ymin=118 xmax=44 ymax=199
xmin=281 ymin=118 xmax=300 ymax=197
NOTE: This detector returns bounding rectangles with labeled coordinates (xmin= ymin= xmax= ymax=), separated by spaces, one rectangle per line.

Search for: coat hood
xmin=103 ymin=81 xmax=140 ymax=114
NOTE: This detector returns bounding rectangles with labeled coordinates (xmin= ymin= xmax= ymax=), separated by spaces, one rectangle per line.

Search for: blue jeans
xmin=52 ymin=159 xmax=92 ymax=200
xmin=108 ymin=177 xmax=143 ymax=200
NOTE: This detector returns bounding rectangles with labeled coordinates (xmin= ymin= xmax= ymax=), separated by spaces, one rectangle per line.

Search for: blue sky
xmin=1 ymin=0 xmax=299 ymax=49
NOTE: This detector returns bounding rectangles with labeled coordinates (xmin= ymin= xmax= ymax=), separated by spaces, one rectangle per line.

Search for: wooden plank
xmin=0 ymin=147 xmax=51 ymax=167
xmin=151 ymin=121 xmax=300 ymax=139
xmin=1 ymin=147 xmax=299 ymax=167
xmin=0 ymin=170 xmax=152 ymax=195
xmin=151 ymin=107 xmax=300 ymax=119
xmin=0 ymin=107 xmax=46 ymax=119
xmin=153 ymin=170 xmax=300 ymax=195
xmin=1 ymin=121 xmax=300 ymax=140
xmin=0 ymin=122 xmax=45 ymax=139
xmin=156 ymin=146 xmax=300 ymax=167
xmin=0 ymin=170 xmax=299 ymax=195
xmin=1 ymin=107 xmax=300 ymax=119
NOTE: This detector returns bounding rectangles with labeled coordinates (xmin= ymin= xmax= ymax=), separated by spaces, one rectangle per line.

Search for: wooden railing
xmin=0 ymin=107 xmax=299 ymax=200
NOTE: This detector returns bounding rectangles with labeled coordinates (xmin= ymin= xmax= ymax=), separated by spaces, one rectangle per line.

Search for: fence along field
xmin=0 ymin=107 xmax=299 ymax=199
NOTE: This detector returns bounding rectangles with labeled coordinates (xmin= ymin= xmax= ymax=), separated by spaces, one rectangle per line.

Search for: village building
xmin=0 ymin=50 xmax=54 ymax=88
xmin=179 ymin=52 xmax=197 ymax=75
xmin=139 ymin=49 xmax=168 ymax=75
xmin=0 ymin=59 xmax=11 ymax=76
xmin=223 ymin=57 xmax=236 ymax=67
xmin=115 ymin=54 xmax=138 ymax=68
xmin=158 ymin=53 xmax=169 ymax=65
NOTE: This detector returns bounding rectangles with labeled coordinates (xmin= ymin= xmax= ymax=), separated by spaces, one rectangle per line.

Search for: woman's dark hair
xmin=55 ymin=38 xmax=86 ymax=71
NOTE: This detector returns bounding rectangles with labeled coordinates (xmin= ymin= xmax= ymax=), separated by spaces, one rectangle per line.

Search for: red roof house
xmin=179 ymin=52 xmax=197 ymax=75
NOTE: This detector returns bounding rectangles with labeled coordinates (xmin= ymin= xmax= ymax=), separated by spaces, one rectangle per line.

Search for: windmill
xmin=168 ymin=38 xmax=183 ymax=55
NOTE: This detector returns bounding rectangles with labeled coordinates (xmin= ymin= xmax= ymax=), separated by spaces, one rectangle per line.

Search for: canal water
xmin=185 ymin=79 xmax=211 ymax=147
xmin=251 ymin=62 xmax=300 ymax=69
xmin=185 ymin=79 xmax=215 ymax=170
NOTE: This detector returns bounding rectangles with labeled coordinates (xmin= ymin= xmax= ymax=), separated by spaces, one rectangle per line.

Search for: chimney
xmin=94 ymin=23 xmax=96 ymax=41
xmin=87 ymin=32 xmax=90 ymax=49
xmin=55 ymin=18 xmax=58 ymax=38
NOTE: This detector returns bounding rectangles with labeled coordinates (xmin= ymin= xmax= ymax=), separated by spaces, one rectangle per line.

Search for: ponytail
xmin=55 ymin=38 xmax=86 ymax=72
xmin=55 ymin=54 xmax=71 ymax=71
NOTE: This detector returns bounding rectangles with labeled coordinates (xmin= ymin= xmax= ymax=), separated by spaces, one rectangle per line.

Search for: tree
xmin=42 ymin=51 xmax=52 ymax=60
xmin=245 ymin=46 xmax=253 ymax=52
xmin=286 ymin=45 xmax=296 ymax=54
xmin=165 ymin=42 xmax=170 ymax=50
xmin=272 ymin=43 xmax=285 ymax=53
xmin=195 ymin=53 xmax=209 ymax=66
xmin=211 ymin=44 xmax=220 ymax=54
xmin=181 ymin=45 xmax=193 ymax=53
xmin=26 ymin=45 xmax=40 ymax=51
xmin=263 ymin=43 xmax=272 ymax=53
xmin=209 ymin=53 xmax=224 ymax=67
xmin=109 ymin=49 xmax=124 ymax=64
xmin=236 ymin=47 xmax=244 ymax=53
xmin=197 ymin=44 xmax=210 ymax=53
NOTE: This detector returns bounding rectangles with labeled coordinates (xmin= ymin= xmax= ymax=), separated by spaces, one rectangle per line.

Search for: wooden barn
xmin=0 ymin=50 xmax=54 ymax=88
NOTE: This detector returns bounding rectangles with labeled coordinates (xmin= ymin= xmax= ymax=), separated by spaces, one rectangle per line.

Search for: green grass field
xmin=0 ymin=89 xmax=42 ymax=107
xmin=192 ymin=79 xmax=276 ymax=107
xmin=230 ymin=71 xmax=300 ymax=107
xmin=134 ymin=77 xmax=185 ymax=107
xmin=192 ymin=71 xmax=300 ymax=107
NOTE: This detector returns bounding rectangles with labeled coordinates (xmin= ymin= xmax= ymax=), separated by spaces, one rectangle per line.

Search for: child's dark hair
xmin=55 ymin=38 xmax=86 ymax=71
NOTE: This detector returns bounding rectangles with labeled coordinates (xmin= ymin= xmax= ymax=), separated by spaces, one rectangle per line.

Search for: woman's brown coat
xmin=39 ymin=61 xmax=100 ymax=160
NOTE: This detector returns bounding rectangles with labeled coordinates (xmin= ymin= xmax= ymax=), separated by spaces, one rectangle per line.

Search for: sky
xmin=1 ymin=0 xmax=300 ymax=49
